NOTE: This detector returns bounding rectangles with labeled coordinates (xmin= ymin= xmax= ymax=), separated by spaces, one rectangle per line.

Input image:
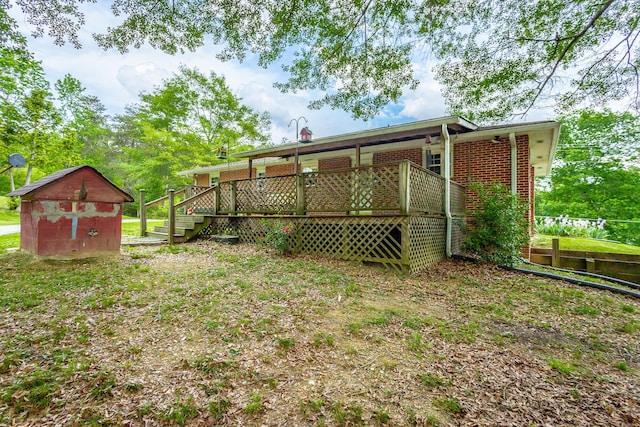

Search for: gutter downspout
xmin=509 ymin=132 xmax=517 ymax=195
xmin=443 ymin=124 xmax=452 ymax=257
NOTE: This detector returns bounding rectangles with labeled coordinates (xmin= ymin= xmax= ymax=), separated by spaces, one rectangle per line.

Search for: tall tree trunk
xmin=24 ymin=133 xmax=38 ymax=185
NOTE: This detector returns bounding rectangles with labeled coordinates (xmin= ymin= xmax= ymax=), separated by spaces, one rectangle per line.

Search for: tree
xmin=5 ymin=0 xmax=640 ymax=121
xmin=13 ymin=88 xmax=62 ymax=184
xmin=110 ymin=66 xmax=270 ymax=202
xmin=1 ymin=4 xmax=52 ymax=190
xmin=537 ymin=109 xmax=640 ymax=244
xmin=55 ymin=74 xmax=111 ymax=167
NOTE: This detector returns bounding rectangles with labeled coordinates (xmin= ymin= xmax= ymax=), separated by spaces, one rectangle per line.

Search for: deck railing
xmin=214 ymin=161 xmax=454 ymax=215
xmin=140 ymin=161 xmax=466 ymax=242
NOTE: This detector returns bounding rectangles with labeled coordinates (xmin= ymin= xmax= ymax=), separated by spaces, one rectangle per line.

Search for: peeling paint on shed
xmin=7 ymin=165 xmax=134 ymax=259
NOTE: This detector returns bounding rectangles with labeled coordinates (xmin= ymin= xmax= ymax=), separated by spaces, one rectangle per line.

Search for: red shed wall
xmin=21 ymin=200 xmax=123 ymax=258
xmin=27 ymin=168 xmax=129 ymax=203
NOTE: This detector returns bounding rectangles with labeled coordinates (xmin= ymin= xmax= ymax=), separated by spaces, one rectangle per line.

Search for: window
xmin=210 ymin=176 xmax=219 ymax=186
xmin=426 ymin=151 xmax=441 ymax=175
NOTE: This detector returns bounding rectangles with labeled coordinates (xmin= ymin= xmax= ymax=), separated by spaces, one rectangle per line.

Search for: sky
xmin=7 ymin=2 xmax=550 ymax=145
xmin=6 ymin=2 xmax=452 ymax=144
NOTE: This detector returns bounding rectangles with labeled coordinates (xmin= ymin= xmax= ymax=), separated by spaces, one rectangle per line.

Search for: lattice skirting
xmin=201 ymin=215 xmax=449 ymax=274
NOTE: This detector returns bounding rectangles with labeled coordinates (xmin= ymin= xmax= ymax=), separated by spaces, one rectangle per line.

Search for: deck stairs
xmin=147 ymin=214 xmax=213 ymax=243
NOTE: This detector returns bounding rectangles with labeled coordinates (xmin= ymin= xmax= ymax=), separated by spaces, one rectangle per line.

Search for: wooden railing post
xmin=296 ymin=174 xmax=306 ymax=215
xmin=214 ymin=185 xmax=220 ymax=214
xmin=399 ymin=161 xmax=410 ymax=215
xmin=168 ymin=189 xmax=175 ymax=245
xmin=185 ymin=184 xmax=193 ymax=199
xmin=230 ymin=181 xmax=237 ymax=214
xmin=140 ymin=189 xmax=146 ymax=236
xmin=552 ymin=238 xmax=560 ymax=267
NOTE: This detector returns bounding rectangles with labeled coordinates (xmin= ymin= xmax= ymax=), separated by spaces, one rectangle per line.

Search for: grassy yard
xmin=0 ymin=210 xmax=19 ymax=225
xmin=532 ymin=234 xmax=640 ymax=255
xmin=1 ymin=241 xmax=639 ymax=426
xmin=0 ymin=219 xmax=164 ymax=252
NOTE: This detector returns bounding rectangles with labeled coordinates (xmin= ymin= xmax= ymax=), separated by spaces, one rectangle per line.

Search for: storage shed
xmin=7 ymin=165 xmax=134 ymax=259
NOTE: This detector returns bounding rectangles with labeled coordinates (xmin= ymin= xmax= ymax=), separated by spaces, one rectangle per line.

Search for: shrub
xmin=465 ymin=182 xmax=529 ymax=266
xmin=258 ymin=219 xmax=293 ymax=255
xmin=7 ymin=197 xmax=20 ymax=210
xmin=535 ymin=215 xmax=608 ymax=239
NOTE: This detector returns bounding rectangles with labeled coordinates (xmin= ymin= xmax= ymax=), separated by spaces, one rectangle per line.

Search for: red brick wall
xmin=318 ymin=157 xmax=351 ymax=170
xmin=266 ymin=163 xmax=295 ymax=177
xmin=453 ymin=135 xmax=531 ymax=209
xmin=373 ymin=148 xmax=422 ymax=166
xmin=220 ymin=168 xmax=254 ymax=182
xmin=453 ymin=135 xmax=533 ymax=257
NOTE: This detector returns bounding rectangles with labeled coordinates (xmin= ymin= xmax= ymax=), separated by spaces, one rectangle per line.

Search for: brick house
xmin=173 ymin=116 xmax=559 ymax=272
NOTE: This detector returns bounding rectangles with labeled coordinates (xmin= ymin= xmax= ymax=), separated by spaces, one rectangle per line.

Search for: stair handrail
xmin=139 ymin=188 xmax=187 ymax=237
xmin=167 ymin=185 xmax=218 ymax=244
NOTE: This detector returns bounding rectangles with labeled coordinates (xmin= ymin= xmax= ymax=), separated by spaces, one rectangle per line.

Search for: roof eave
xmin=236 ymin=116 xmax=477 ymax=159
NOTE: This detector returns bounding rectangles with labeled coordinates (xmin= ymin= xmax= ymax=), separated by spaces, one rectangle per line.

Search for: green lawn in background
xmin=0 ymin=215 xmax=164 ymax=252
xmin=0 ymin=209 xmax=20 ymax=225
xmin=532 ymin=234 xmax=640 ymax=255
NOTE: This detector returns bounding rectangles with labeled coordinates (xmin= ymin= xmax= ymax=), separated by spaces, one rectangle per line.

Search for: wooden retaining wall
xmin=531 ymin=243 xmax=640 ymax=284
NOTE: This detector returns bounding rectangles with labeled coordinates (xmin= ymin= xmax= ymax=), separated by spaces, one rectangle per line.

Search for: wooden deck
xmin=140 ymin=161 xmax=466 ymax=273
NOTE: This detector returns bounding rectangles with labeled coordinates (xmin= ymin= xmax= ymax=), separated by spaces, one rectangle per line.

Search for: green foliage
xmin=433 ymin=397 xmax=464 ymax=415
xmin=244 ymin=392 xmax=263 ymax=414
xmin=159 ymin=396 xmax=199 ymax=425
xmin=109 ymin=66 xmax=269 ymax=203
xmin=258 ymin=219 xmax=293 ymax=255
xmin=465 ymin=182 xmax=529 ymax=266
xmin=9 ymin=1 xmax=640 ymax=120
xmin=535 ymin=216 xmax=608 ymax=239
xmin=537 ymin=110 xmax=640 ymax=246
xmin=547 ymin=358 xmax=575 ymax=374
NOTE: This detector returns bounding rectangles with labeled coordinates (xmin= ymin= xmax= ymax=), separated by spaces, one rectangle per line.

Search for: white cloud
xmin=116 ymin=62 xmax=172 ymax=98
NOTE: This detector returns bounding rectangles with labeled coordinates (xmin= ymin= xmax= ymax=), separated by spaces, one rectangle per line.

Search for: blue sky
xmin=8 ymin=3 xmax=453 ymax=143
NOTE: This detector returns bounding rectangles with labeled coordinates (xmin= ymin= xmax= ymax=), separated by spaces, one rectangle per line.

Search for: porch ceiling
xmin=236 ymin=116 xmax=478 ymax=160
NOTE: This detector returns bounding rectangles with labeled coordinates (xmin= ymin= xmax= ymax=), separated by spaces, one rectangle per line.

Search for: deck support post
xmin=230 ymin=181 xmax=237 ymax=214
xmin=296 ymin=174 xmax=306 ymax=215
xmin=185 ymin=184 xmax=193 ymax=199
xmin=399 ymin=160 xmax=410 ymax=215
xmin=214 ymin=185 xmax=220 ymax=214
xmin=401 ymin=219 xmax=411 ymax=275
xmin=168 ymin=189 xmax=175 ymax=245
xmin=140 ymin=189 xmax=146 ymax=236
